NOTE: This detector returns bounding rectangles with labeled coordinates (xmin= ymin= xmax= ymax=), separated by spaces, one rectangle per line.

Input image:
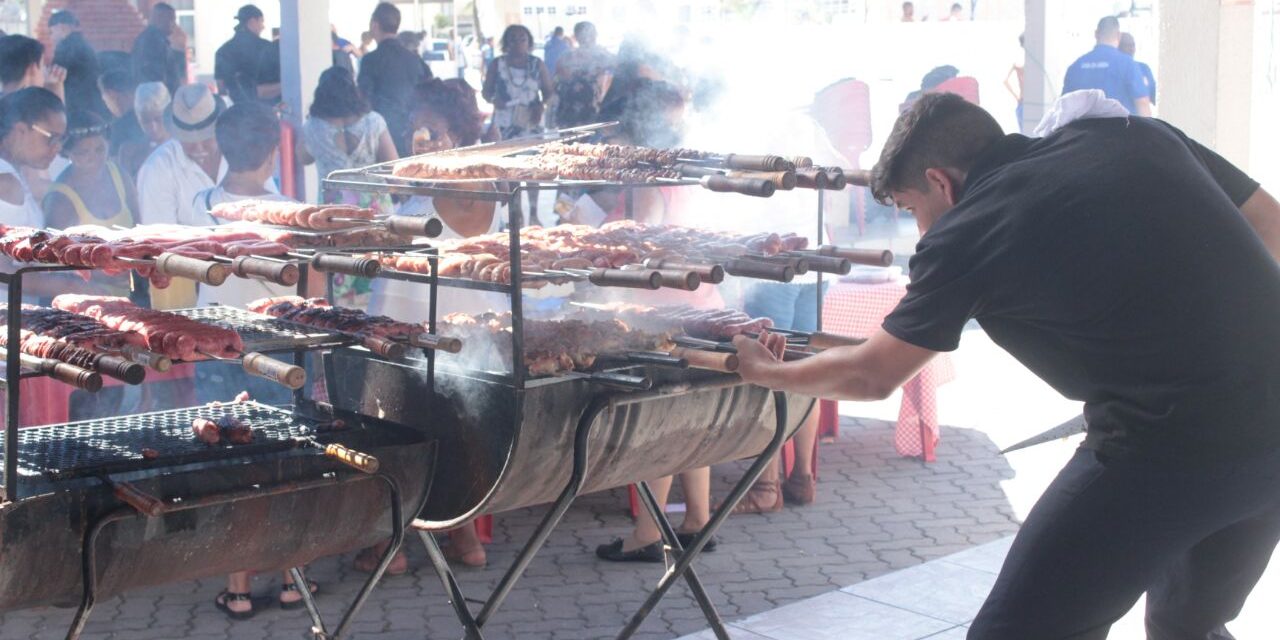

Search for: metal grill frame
xmin=170 ymin=306 xmax=352 ymax=353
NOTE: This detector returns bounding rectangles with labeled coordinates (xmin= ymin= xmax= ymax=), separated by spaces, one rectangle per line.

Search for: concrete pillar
xmin=278 ymin=0 xmax=329 ymax=202
xmin=1021 ymin=0 xmax=1074 ymax=134
xmin=1157 ymin=0 xmax=1254 ymax=169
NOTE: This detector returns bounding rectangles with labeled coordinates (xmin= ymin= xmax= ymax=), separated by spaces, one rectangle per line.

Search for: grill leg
xmin=634 ymin=480 xmax=730 ymax=640
xmin=290 ymin=566 xmax=328 ymax=638
xmin=419 ymin=527 xmax=485 ymax=640
xmin=615 ymin=391 xmax=792 ymax=640
xmin=67 ymin=508 xmax=133 ymax=640
xmin=328 ymin=473 xmax=406 ymax=639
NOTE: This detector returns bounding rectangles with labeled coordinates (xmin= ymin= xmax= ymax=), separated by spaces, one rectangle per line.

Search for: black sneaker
xmin=595 ymin=538 xmax=664 ymax=563
xmin=676 ymin=532 xmax=718 ymax=553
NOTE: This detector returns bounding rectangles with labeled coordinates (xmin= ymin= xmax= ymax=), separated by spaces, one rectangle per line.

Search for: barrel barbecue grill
xmin=320 ymin=125 xmax=878 ymax=639
xmin=0 ymin=263 xmax=436 ymax=640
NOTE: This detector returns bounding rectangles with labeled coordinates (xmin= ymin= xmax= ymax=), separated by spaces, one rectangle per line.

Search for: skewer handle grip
xmin=796 ymin=254 xmax=852 ymax=275
xmin=154 ymin=253 xmax=228 ymax=286
xmin=361 ymin=334 xmax=407 ymax=359
xmin=241 ymin=352 xmax=306 ymax=389
xmin=807 ymin=331 xmax=868 ymax=351
xmin=789 ymin=156 xmax=815 ymax=168
xmin=844 ymin=169 xmax=872 ymax=188
xmin=310 ymin=253 xmax=382 ymax=278
xmin=724 ymin=258 xmax=795 ymax=283
xmin=231 ymin=256 xmax=300 ymax=286
xmin=655 ymin=269 xmax=701 ymax=291
xmin=643 ymin=258 xmax=725 ymax=284
xmin=409 ymin=333 xmax=463 ymax=353
xmin=795 ymin=167 xmax=830 ymax=189
xmin=817 ymin=246 xmax=894 ymax=267
xmin=119 ymin=344 xmax=172 ymax=372
xmin=723 ymin=153 xmax=793 ymax=172
xmin=384 ymin=215 xmax=444 ymax=238
xmin=96 ymin=354 xmax=146 ymax=385
xmin=589 ymin=268 xmax=661 ymax=290
xmin=113 ymin=481 xmax=165 ymax=517
xmin=669 ymin=347 xmax=740 ymax=373
xmin=323 ymin=443 xmax=380 ymax=474
xmin=623 ymin=351 xmax=689 ymax=368
xmin=823 ymin=168 xmax=848 ymax=190
xmin=700 ymin=175 xmax=776 ymax=198
xmin=728 ymin=170 xmax=796 ymax=191
xmin=13 ymin=348 xmax=104 ymax=391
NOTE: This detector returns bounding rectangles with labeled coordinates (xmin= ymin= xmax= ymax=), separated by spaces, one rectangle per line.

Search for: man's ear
xmin=923 ymin=167 xmax=965 ymax=206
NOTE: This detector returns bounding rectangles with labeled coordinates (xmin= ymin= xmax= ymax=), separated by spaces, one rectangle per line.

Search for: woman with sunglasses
xmin=0 ymin=87 xmax=65 ymax=230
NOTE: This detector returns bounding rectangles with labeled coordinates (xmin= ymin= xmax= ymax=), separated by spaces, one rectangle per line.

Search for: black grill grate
xmin=172 ymin=306 xmax=348 ymax=352
xmin=0 ymin=401 xmax=315 ymax=480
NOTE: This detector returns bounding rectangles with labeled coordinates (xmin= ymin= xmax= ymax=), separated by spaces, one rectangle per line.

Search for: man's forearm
xmin=757 ymin=346 xmax=895 ymax=401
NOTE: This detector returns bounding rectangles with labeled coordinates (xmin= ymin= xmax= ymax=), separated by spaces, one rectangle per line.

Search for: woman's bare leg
xmin=627 ymin=475 xmax=673 ymax=550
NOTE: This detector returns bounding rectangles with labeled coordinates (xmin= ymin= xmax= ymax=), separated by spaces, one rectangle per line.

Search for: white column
xmin=278 ymin=0 xmax=330 ymax=202
xmin=1157 ymin=0 xmax=1255 ymax=169
xmin=1021 ymin=0 xmax=1076 ymax=134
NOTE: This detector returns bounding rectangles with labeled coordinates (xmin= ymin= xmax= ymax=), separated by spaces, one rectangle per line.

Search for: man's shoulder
xmin=138 ymin=141 xmax=179 ymax=173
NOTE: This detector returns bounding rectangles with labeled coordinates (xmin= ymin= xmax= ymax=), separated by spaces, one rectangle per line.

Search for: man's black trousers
xmin=969 ymin=446 xmax=1280 ymax=639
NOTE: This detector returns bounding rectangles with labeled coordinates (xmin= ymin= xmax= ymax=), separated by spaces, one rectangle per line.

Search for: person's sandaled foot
xmin=595 ymin=538 xmax=663 ymax=563
xmin=353 ymin=545 xmax=409 ymax=575
xmin=214 ymin=590 xmax=256 ymax=621
xmin=783 ymin=472 xmax=817 ymax=505
xmin=444 ymin=541 xmax=487 ymax=568
xmin=279 ymin=579 xmax=320 ymax=610
xmin=729 ymin=480 xmax=783 ymax=515
xmin=675 ymin=531 xmax=718 ymax=553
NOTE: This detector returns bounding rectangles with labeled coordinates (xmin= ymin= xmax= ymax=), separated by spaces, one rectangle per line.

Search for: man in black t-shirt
xmin=357 ymin=2 xmax=430 ymax=155
xmin=736 ymin=93 xmax=1280 ymax=639
xmin=214 ymin=5 xmax=274 ymax=105
xmin=49 ymin=10 xmax=109 ymax=117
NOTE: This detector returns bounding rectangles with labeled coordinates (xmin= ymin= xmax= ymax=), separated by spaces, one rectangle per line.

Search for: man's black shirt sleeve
xmin=882 ymin=232 xmax=985 ymax=353
xmin=1164 ymin=123 xmax=1260 ymax=207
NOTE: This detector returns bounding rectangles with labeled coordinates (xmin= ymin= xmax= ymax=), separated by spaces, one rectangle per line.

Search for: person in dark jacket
xmin=130 ymin=2 xmax=187 ymax=93
xmin=214 ymin=5 xmax=274 ymax=105
xmin=357 ymin=2 xmax=430 ymax=155
xmin=49 ymin=10 xmax=108 ymax=117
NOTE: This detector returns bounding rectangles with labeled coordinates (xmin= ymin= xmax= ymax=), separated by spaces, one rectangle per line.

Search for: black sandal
xmin=214 ymin=590 xmax=256 ymax=620
xmin=279 ymin=579 xmax=320 ymax=610
xmin=595 ymin=538 xmax=664 ymax=563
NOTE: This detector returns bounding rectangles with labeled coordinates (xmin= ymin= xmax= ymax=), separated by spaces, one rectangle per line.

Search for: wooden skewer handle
xmin=789 ymin=156 xmax=815 ymax=168
xmin=655 ymin=269 xmax=701 ymax=291
xmin=154 ymin=253 xmax=229 ymax=286
xmin=384 ymin=215 xmax=444 ymax=238
xmin=823 ymin=168 xmax=849 ymax=190
xmin=409 ymin=333 xmax=463 ymax=353
xmin=727 ymin=170 xmax=796 ymax=191
xmin=95 ymin=354 xmax=146 ymax=385
xmin=700 ymin=175 xmax=776 ymax=198
xmin=241 ymin=352 xmax=306 ymax=389
xmin=310 ymin=253 xmax=382 ymax=278
xmin=643 ymin=258 xmax=725 ymax=284
xmin=844 ymin=169 xmax=872 ymax=187
xmin=669 ymin=346 xmax=739 ymax=373
xmin=360 ymin=334 xmax=407 ymax=359
xmin=323 ymin=443 xmax=380 ymax=474
xmin=589 ymin=268 xmax=661 ymax=290
xmin=807 ymin=331 xmax=868 ymax=351
xmin=119 ymin=344 xmax=172 ymax=372
xmin=795 ymin=167 xmax=830 ymax=189
xmin=231 ymin=256 xmax=300 ymax=286
xmin=817 ymin=246 xmax=894 ymax=267
xmin=796 ymin=254 xmax=852 ymax=275
xmin=724 ymin=258 xmax=795 ymax=283
xmin=723 ymin=153 xmax=793 ymax=172
xmin=112 ymin=481 xmax=165 ymax=517
xmin=21 ymin=352 xmax=103 ymax=392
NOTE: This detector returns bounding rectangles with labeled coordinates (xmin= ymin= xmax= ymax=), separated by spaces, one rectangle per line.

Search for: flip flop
xmin=214 ymin=590 xmax=256 ymax=621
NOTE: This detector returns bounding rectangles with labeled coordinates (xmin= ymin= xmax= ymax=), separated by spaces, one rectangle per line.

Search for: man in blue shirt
xmin=1062 ymin=16 xmax=1151 ymax=116
xmin=1120 ymin=32 xmax=1157 ymax=106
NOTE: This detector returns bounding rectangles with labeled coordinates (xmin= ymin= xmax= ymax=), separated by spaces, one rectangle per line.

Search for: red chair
xmin=928 ymin=76 xmax=981 ymax=105
xmin=811 ymin=78 xmax=872 ymax=235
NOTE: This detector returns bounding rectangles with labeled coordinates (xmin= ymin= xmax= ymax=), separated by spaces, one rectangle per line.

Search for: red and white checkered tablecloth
xmin=821 ymin=279 xmax=956 ymax=461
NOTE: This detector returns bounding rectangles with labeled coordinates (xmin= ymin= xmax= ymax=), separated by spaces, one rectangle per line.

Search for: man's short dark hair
xmin=1097 ymin=16 xmax=1121 ymax=39
xmin=152 ymin=2 xmax=175 ymax=16
xmin=99 ymin=69 xmax=137 ymax=96
xmin=573 ymin=21 xmax=594 ymax=38
xmin=49 ymin=10 xmax=79 ymax=28
xmin=0 ymin=35 xmax=44 ymax=86
xmin=372 ymin=3 xmax=401 ymax=35
xmin=552 ymin=26 xmax=564 ymax=36
xmin=870 ymin=92 xmax=1003 ymax=204
xmin=215 ymin=102 xmax=280 ymax=172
